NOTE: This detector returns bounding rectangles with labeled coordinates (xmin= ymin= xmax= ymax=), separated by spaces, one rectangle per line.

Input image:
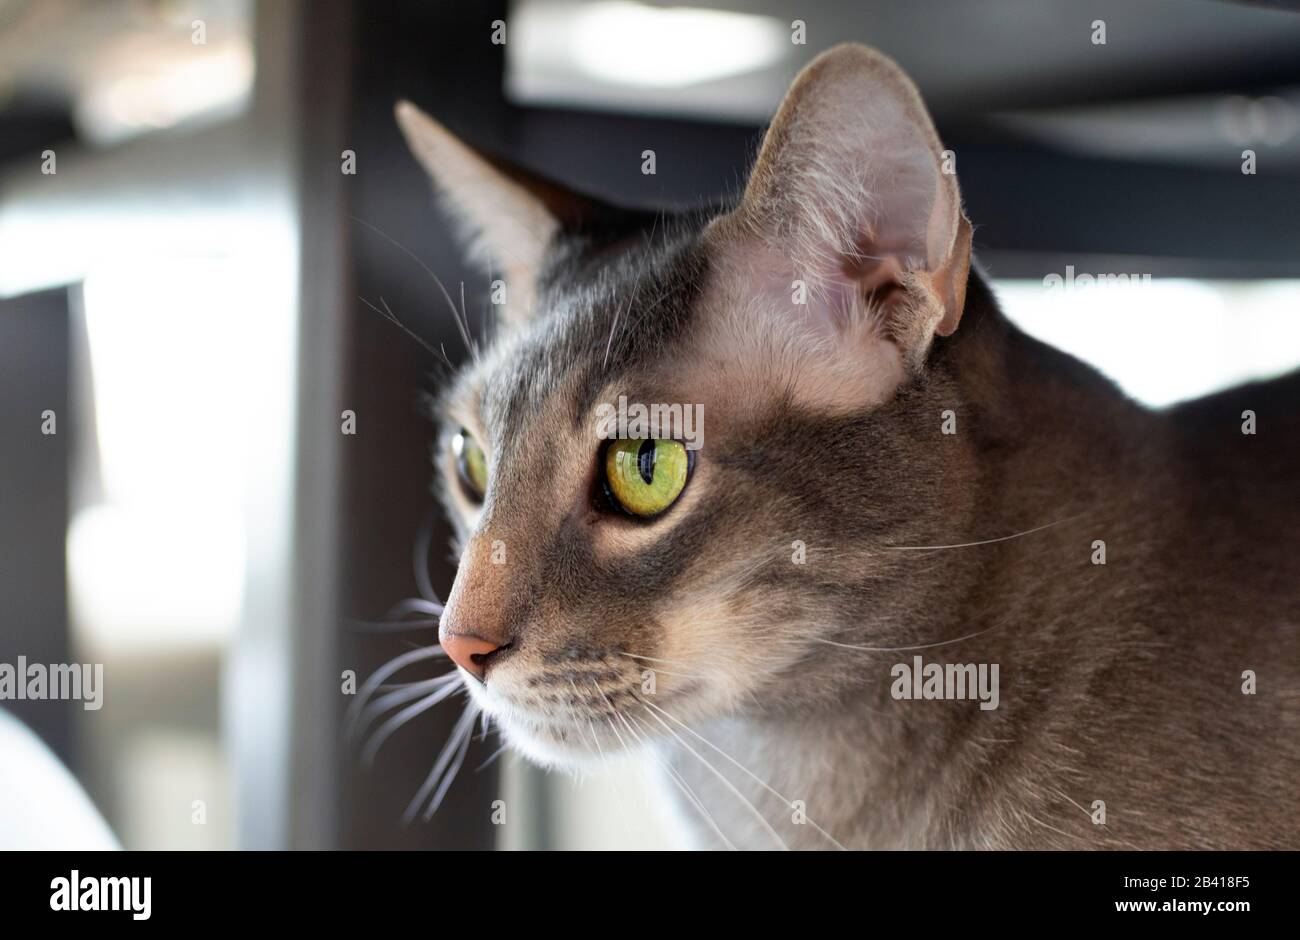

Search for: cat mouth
xmin=464 ymin=668 xmax=662 ymax=768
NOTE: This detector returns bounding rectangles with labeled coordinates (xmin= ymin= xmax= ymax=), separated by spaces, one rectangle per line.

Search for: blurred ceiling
xmin=507 ymin=0 xmax=1300 ymax=166
xmin=1 ymin=0 xmax=1298 ymax=165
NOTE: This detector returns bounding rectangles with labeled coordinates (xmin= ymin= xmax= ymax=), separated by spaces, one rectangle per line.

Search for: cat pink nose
xmin=440 ymin=629 xmax=507 ymax=681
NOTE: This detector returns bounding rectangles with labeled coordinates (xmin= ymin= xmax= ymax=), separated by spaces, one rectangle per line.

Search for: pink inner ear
xmin=843 ymin=228 xmax=917 ymax=293
xmin=810 ymin=214 xmax=926 ymax=331
xmin=698 ymin=45 xmax=971 ymax=404
xmin=776 ymin=127 xmax=947 ymax=331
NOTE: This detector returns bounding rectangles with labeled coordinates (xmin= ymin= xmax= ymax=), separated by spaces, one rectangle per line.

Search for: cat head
xmin=396 ymin=44 xmax=978 ymax=767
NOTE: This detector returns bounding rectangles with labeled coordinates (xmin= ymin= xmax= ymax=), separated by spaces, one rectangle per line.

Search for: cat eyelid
xmin=445 ymin=411 xmax=489 ymax=450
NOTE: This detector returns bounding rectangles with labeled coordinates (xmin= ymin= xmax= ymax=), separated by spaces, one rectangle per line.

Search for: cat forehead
xmin=444 ymin=213 xmax=710 ymax=433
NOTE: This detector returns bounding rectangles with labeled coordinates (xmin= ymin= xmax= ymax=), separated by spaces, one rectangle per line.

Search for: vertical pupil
xmin=636 ymin=439 xmax=656 ymax=484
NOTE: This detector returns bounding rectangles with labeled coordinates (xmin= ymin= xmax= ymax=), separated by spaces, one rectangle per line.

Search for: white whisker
xmin=627 ymin=713 xmax=736 ymax=851
xmin=389 ymin=598 xmax=443 ymax=619
xmin=640 ymin=696 xmax=846 ymax=851
xmin=591 ymin=680 xmax=632 ymax=753
xmin=362 ymin=678 xmax=465 ymax=765
xmin=350 ymin=216 xmax=476 ymax=358
xmin=603 ymin=213 xmax=659 ymax=370
xmin=348 ymin=617 xmax=439 ymax=634
xmin=884 ymin=515 xmax=1082 ymax=551
xmin=618 ymin=651 xmax=699 ymax=668
xmin=638 ymin=702 xmax=788 ymax=850
xmin=423 ymin=706 xmax=477 ymax=819
xmin=635 ymin=666 xmax=710 ymax=681
xmin=473 ymin=741 xmax=509 ymax=773
xmin=344 ymin=644 xmax=445 ymax=732
xmin=405 ymin=704 xmax=478 ymax=824
xmin=812 ymin=618 xmax=1006 ymax=654
xmin=347 ymin=672 xmax=460 ymax=746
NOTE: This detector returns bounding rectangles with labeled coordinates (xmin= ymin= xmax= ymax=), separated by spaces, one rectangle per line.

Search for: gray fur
xmin=410 ymin=48 xmax=1299 ymax=850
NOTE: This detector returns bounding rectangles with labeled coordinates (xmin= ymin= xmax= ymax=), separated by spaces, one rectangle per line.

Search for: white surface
xmin=542 ymin=750 xmax=691 ymax=850
xmin=995 ymin=279 xmax=1300 ymax=408
xmin=0 ymin=709 xmax=120 ymax=850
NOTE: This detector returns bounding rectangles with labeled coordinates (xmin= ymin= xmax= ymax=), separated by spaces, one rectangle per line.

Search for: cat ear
xmin=708 ymin=44 xmax=971 ymax=398
xmin=395 ymin=100 xmax=595 ymax=326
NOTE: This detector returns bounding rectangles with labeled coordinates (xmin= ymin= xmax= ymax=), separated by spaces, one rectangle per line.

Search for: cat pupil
xmin=636 ymin=440 xmax=656 ymax=484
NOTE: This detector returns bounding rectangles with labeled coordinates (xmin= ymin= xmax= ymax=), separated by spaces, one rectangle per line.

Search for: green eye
xmin=604 ymin=439 xmax=692 ymax=518
xmin=452 ymin=429 xmax=488 ymax=501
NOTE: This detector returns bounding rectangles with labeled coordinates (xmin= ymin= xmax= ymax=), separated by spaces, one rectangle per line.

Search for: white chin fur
xmin=498 ymin=723 xmax=612 ymax=772
xmin=465 ymin=677 xmax=634 ymax=772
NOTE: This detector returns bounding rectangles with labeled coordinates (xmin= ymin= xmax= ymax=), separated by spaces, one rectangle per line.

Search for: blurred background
xmin=0 ymin=0 xmax=1298 ymax=850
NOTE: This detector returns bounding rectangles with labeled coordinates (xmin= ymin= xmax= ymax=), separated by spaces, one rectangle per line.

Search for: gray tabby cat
xmin=394 ymin=44 xmax=1299 ymax=849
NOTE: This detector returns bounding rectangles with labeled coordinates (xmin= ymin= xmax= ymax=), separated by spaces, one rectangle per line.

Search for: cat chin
xmin=464 ymin=679 xmax=635 ymax=771
xmin=498 ymin=724 xmax=614 ymax=773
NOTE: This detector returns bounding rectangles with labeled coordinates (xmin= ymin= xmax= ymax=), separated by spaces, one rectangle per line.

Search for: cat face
xmin=397 ymin=44 xmax=975 ymax=768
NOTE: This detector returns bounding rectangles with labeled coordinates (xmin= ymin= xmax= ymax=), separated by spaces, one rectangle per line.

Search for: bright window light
xmin=68 ymin=244 xmax=295 ymax=654
xmin=82 ymin=259 xmax=256 ymax=505
xmin=68 ymin=502 xmax=245 ymax=652
xmin=571 ymin=2 xmax=787 ymax=87
xmin=994 ymin=278 xmax=1300 ymax=408
xmin=514 ymin=1 xmax=788 ymax=89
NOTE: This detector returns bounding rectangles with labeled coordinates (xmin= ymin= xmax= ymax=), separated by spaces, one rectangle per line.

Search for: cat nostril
xmin=442 ymin=633 xmax=510 ymax=682
xmin=471 ymin=643 xmax=511 ymax=669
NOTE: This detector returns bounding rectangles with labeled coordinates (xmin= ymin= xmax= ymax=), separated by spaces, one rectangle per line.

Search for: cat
xmin=392 ymin=43 xmax=1300 ymax=849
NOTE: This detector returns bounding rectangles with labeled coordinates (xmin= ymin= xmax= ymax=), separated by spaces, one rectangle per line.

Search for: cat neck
xmin=662 ymin=270 xmax=1180 ymax=849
